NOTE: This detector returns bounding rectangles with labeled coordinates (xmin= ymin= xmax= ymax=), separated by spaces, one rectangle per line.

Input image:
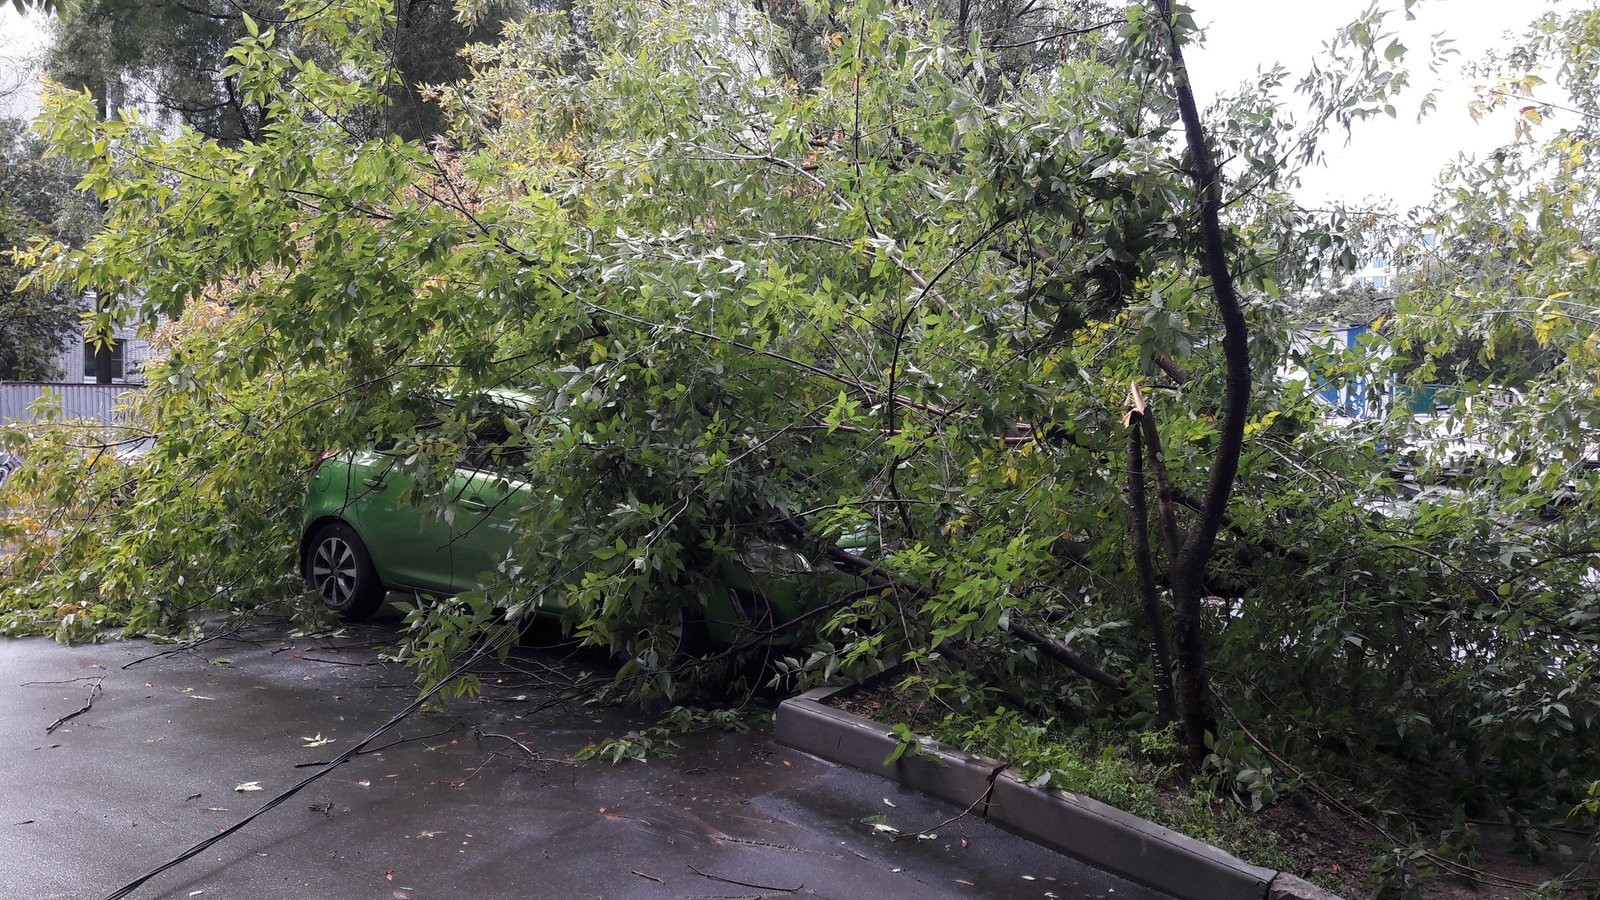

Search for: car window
xmin=740 ymin=541 xmax=813 ymax=574
xmin=374 ymin=396 xmax=448 ymax=454
xmin=463 ymin=407 xmax=531 ymax=473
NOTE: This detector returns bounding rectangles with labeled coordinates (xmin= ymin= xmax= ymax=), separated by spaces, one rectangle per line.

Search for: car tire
xmin=302 ymin=521 xmax=386 ymax=621
xmin=633 ymin=604 xmax=709 ymax=672
xmin=728 ymin=586 xmax=776 ymax=633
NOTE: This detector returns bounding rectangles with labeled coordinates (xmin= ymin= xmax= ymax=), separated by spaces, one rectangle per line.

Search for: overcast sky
xmin=0 ymin=6 xmax=47 ymax=119
xmin=1185 ymin=0 xmax=1576 ymax=211
xmin=0 ymin=0 xmax=1578 ymax=208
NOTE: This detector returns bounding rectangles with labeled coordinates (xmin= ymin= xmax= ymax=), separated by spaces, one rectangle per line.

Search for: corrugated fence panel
xmin=0 ymin=382 xmax=142 ymax=424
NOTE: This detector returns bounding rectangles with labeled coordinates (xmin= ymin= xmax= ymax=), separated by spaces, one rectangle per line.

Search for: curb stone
xmin=776 ymin=685 xmax=1344 ymax=900
xmin=1267 ymin=873 xmax=1342 ymax=900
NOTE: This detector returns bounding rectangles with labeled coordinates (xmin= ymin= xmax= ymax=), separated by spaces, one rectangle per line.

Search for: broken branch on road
xmin=686 ymin=864 xmax=801 ymax=893
xmin=45 ymin=678 xmax=102 ymax=734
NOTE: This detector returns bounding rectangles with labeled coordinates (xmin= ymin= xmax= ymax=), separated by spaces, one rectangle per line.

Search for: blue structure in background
xmin=1302 ymin=322 xmax=1387 ymax=418
xmin=1295 ymin=322 xmax=1464 ymax=420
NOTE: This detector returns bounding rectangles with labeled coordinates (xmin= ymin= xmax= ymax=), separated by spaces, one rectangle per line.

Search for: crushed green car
xmin=299 ymin=390 xmax=864 ymax=651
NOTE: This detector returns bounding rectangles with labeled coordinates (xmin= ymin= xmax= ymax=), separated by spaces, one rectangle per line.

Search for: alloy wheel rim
xmin=310 ymin=537 xmax=358 ymax=607
xmin=634 ymin=610 xmax=689 ymax=670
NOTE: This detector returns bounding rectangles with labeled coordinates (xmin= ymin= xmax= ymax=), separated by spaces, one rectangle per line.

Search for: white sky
xmin=0 ymin=7 xmax=48 ymax=119
xmin=0 ymin=0 xmax=1580 ymax=208
xmin=1186 ymin=0 xmax=1576 ymax=210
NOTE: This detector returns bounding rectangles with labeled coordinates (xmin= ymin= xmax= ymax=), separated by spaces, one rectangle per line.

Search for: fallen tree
xmin=6 ymin=0 xmax=1600 ymax=893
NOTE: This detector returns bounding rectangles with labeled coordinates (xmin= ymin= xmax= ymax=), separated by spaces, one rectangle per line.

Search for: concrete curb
xmin=776 ymin=685 xmax=1343 ymax=900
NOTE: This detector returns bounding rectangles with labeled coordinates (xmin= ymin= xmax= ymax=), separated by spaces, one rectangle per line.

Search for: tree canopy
xmin=0 ymin=115 xmax=90 ymax=379
xmin=44 ymin=0 xmax=515 ymax=141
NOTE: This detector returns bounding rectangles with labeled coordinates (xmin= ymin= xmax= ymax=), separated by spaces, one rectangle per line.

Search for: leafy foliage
xmin=44 ymin=0 xmax=515 ymax=141
xmin=0 ymin=116 xmax=90 ymax=380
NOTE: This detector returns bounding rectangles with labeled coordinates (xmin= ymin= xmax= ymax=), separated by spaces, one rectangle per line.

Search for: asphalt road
xmin=0 ymin=614 xmax=1172 ymax=900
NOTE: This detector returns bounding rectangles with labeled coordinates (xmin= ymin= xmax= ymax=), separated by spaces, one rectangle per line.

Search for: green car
xmin=299 ymin=391 xmax=861 ymax=651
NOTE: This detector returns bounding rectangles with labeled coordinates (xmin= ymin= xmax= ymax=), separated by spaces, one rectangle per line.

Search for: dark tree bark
xmin=93 ymin=84 xmax=114 ymax=385
xmin=1151 ymin=0 xmax=1253 ymax=765
xmin=1007 ymin=622 xmax=1129 ymax=692
xmin=1126 ymin=409 xmax=1177 ymax=724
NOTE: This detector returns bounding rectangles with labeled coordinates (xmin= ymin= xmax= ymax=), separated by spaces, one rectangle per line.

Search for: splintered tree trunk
xmin=1126 ymin=424 xmax=1178 ymax=725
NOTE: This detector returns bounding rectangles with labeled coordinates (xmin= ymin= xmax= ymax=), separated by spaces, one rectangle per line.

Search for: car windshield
xmin=740 ymin=541 xmax=813 ymax=574
xmin=464 ymin=408 xmax=532 ymax=472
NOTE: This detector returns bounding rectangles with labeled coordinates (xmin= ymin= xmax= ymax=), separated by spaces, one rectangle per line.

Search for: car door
xmin=449 ymin=409 xmax=537 ymax=595
xmin=344 ymin=449 xmax=460 ymax=595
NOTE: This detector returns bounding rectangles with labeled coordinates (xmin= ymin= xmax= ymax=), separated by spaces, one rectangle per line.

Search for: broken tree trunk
xmin=1125 ymin=399 xmax=1178 ymax=724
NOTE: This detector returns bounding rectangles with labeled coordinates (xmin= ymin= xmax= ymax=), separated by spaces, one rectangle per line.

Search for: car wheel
xmin=303 ymin=521 xmax=385 ymax=621
xmin=633 ymin=605 xmax=708 ymax=672
xmin=729 ymin=586 xmax=775 ymax=633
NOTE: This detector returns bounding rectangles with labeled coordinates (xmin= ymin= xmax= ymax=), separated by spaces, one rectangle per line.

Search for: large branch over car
xmin=778 ymin=520 xmax=1131 ymax=693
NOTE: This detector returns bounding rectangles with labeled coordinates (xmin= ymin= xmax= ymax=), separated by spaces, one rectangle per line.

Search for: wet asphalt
xmin=0 ymin=610 xmax=1171 ymax=900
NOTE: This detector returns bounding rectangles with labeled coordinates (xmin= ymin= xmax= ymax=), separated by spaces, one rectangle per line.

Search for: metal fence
xmin=0 ymin=382 xmax=143 ymax=424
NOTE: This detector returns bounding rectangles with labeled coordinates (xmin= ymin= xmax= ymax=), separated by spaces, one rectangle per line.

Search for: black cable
xmin=102 ymin=624 xmax=515 ymax=900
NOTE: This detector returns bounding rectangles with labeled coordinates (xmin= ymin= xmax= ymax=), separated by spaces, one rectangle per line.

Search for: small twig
xmin=45 ymin=679 xmax=102 ymax=734
xmin=305 ymin=638 xmax=396 ymax=652
xmin=473 ymin=728 xmax=538 ymax=758
xmin=450 ymin=754 xmax=499 ymax=788
xmin=122 ymin=626 xmax=244 ymax=669
xmin=630 ymin=871 xmax=664 ymax=884
xmin=294 ymin=722 xmax=463 ymax=768
xmin=293 ymin=656 xmax=381 ymax=668
xmin=894 ymin=763 xmax=1008 ymax=840
xmin=685 ymin=865 xmax=801 ymax=893
xmin=21 ymin=676 xmax=104 ymax=687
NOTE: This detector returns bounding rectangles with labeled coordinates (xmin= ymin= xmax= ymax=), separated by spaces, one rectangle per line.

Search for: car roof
xmin=481 ymin=388 xmax=541 ymax=410
xmin=430 ymin=387 xmax=541 ymax=412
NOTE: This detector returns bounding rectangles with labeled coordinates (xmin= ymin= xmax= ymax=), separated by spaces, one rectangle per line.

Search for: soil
xmin=826 ymin=679 xmax=1599 ymax=899
xmin=832 ymin=675 xmax=944 ymax=731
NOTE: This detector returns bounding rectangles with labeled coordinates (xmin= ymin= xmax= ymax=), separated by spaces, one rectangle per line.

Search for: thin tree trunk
xmin=1132 ymin=385 xmax=1183 ymax=561
xmin=93 ymin=83 xmax=113 ymax=385
xmin=1126 ymin=415 xmax=1177 ymax=725
xmin=1152 ymin=0 xmax=1253 ymax=765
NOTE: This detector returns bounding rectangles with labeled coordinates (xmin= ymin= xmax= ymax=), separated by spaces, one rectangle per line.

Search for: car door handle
xmin=459 ymin=497 xmax=489 ymax=512
xmin=362 ymin=476 xmax=386 ymax=489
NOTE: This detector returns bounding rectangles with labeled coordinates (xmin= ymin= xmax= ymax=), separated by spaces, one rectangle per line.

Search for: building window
xmin=83 ymin=339 xmax=125 ymax=382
